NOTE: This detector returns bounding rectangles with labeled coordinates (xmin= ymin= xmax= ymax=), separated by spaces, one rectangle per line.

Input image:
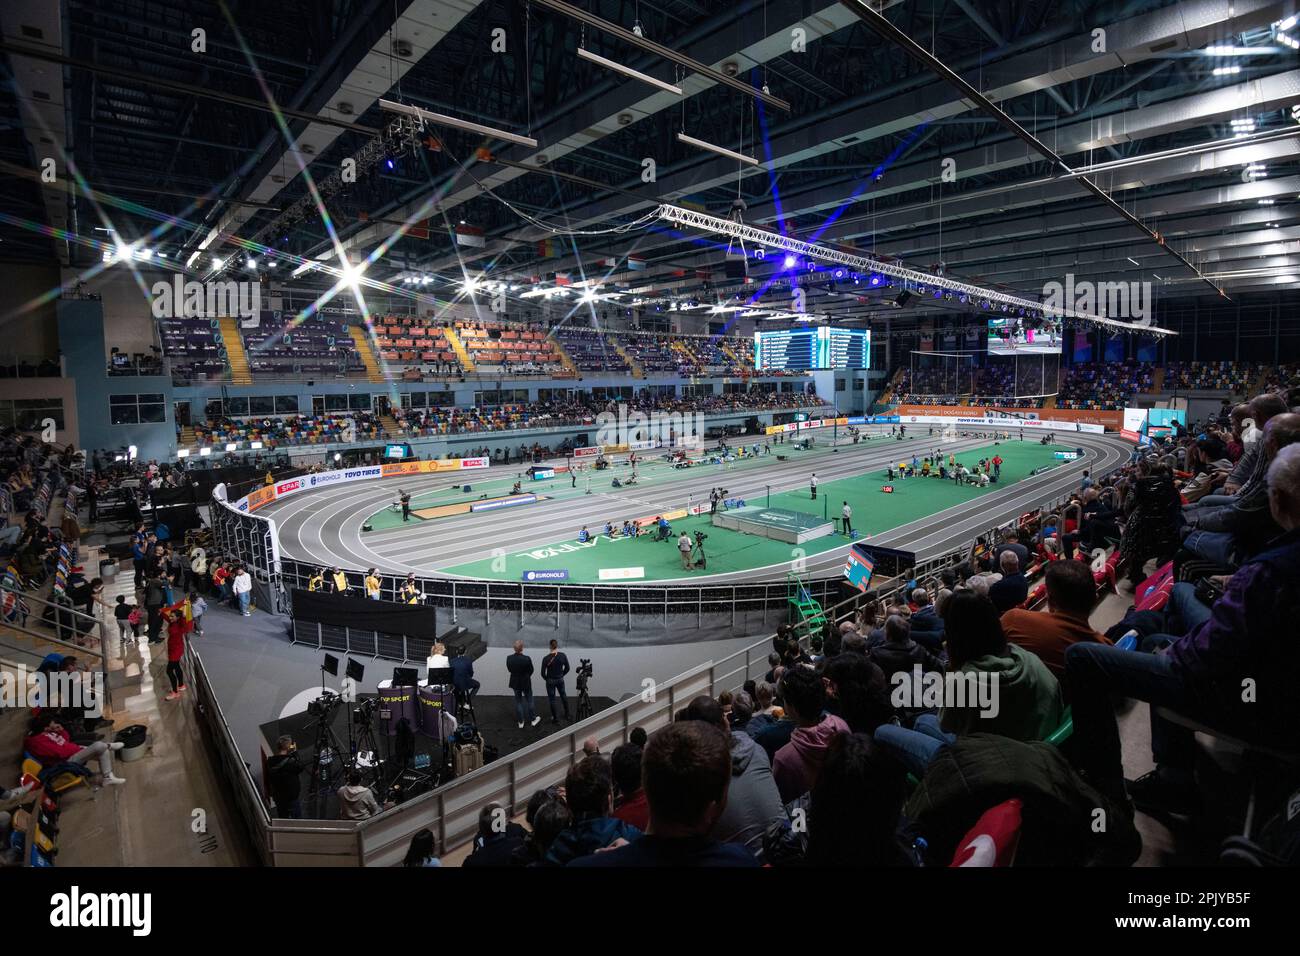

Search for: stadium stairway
xmin=348 ymin=326 xmax=386 ymax=383
xmin=613 ymin=340 xmax=644 ymax=378
xmin=178 ymin=424 xmax=198 ymax=447
xmin=876 ymin=367 xmax=905 ymax=406
xmin=1150 ymin=366 xmax=1165 ymax=393
xmin=443 ymin=326 xmax=476 ymax=373
xmin=379 ymin=413 xmax=401 ymax=438
xmin=719 ymin=340 xmax=746 ymax=369
xmin=217 ymin=317 xmax=252 ymax=384
xmin=1042 ymin=395 xmax=1057 ymax=409
xmin=551 ymin=337 xmax=579 ymax=377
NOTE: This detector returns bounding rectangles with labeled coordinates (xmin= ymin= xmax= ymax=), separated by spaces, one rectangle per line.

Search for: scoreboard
xmin=754 ymin=328 xmax=817 ymax=370
xmin=822 ymin=327 xmax=869 ymax=369
xmin=754 ymin=326 xmax=870 ymax=371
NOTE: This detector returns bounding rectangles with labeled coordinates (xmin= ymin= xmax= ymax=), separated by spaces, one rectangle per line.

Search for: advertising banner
xmin=245 ymin=486 xmax=276 ymax=513
xmin=381 ymin=461 xmax=427 ymax=478
xmin=572 ymin=446 xmax=600 ymax=458
xmin=234 ymin=459 xmax=490 ymax=512
xmin=523 ymin=569 xmax=569 ymax=582
xmin=896 ymin=404 xmax=1122 ymax=430
xmin=598 ymin=567 xmax=645 ymax=581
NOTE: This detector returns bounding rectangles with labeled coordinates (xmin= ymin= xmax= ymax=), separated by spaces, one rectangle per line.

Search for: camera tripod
xmin=305 ymin=694 xmax=348 ymax=818
xmin=351 ymin=702 xmax=387 ymax=789
xmin=575 ymin=679 xmax=593 ymax=721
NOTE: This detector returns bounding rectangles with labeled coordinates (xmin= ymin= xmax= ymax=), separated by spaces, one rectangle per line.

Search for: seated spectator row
xmin=194 ymin=413 xmax=385 ymax=448
xmin=1057 ymin=361 xmax=1154 ymax=410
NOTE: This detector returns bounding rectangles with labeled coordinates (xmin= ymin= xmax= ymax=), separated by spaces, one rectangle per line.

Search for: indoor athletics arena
xmin=0 ymin=0 xmax=1295 ymax=929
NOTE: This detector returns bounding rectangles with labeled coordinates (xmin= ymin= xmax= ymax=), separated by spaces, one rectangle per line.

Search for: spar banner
xmin=572 ymin=446 xmax=600 ymax=458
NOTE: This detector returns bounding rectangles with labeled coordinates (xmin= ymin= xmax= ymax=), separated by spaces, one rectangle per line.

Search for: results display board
xmin=754 ymin=328 xmax=816 ymax=370
xmin=754 ymin=326 xmax=870 ymax=370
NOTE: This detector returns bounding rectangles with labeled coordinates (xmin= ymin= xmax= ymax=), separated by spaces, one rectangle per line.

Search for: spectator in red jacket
xmin=610 ymin=743 xmax=649 ymax=830
xmin=163 ymin=601 xmax=191 ymax=701
xmin=23 ymin=713 xmax=125 ymax=785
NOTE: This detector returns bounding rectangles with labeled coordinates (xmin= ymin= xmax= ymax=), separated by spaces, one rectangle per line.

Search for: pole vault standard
xmin=652 ymin=204 xmax=1178 ymax=337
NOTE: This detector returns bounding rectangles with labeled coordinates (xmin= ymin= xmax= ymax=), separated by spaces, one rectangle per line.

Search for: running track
xmin=259 ymin=428 xmax=1130 ymax=584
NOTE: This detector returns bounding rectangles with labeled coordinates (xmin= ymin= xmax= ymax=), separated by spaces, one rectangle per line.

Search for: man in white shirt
xmin=678 ymin=531 xmax=694 ymax=571
xmin=232 ymin=566 xmax=253 ymax=616
xmin=841 ymin=501 xmax=853 ymax=535
xmin=810 ymin=473 xmax=818 ymax=499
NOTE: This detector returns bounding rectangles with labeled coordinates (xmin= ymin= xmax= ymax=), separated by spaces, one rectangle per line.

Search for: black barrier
xmin=290 ymin=588 xmax=437 ymax=636
xmin=850 ymin=543 xmax=917 ymax=580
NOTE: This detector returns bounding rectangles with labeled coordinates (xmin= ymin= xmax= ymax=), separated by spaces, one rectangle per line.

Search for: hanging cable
xmin=440 ymin=138 xmax=658 ymax=236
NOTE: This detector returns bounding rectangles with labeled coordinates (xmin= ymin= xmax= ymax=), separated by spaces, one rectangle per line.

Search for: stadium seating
xmin=1164 ymin=360 xmax=1257 ymax=394
xmin=1057 ymin=361 xmax=1154 ymax=410
xmin=242 ymin=313 xmax=362 ymax=377
xmin=194 ymin=413 xmax=385 ymax=447
xmin=452 ymin=320 xmax=564 ymax=373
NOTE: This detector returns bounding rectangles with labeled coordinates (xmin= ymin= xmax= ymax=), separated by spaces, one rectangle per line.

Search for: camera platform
xmin=710 ymin=505 xmax=834 ymax=545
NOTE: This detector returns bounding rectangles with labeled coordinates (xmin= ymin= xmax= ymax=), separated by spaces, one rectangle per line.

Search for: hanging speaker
xmin=893 ymin=291 xmax=913 ymax=308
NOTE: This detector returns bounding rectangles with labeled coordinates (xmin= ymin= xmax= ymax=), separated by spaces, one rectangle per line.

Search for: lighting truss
xmin=379 ymin=99 xmax=538 ymax=149
xmin=653 ymin=204 xmax=1177 ymax=335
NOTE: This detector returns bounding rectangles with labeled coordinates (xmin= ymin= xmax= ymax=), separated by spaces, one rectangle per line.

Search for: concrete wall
xmin=57 ymin=298 xmax=175 ymax=461
xmin=0 ymin=377 xmax=79 ymax=447
xmin=0 ymin=263 xmax=62 ymax=361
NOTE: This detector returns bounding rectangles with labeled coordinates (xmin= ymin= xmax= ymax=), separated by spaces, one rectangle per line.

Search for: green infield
xmin=362 ymin=430 xmax=908 ymax=531
xmin=440 ymin=441 xmax=1073 ymax=583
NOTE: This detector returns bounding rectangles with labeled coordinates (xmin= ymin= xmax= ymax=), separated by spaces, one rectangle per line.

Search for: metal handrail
xmin=0 ymin=610 xmax=111 ymax=713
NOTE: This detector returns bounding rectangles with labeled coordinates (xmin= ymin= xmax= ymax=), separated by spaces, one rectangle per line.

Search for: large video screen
xmin=987 ymin=318 xmax=1063 ymax=355
xmin=1147 ymin=408 xmax=1185 ymax=429
xmin=754 ymin=327 xmax=870 ymax=371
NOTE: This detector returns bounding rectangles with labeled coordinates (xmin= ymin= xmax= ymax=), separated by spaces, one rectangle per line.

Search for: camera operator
xmin=266 ymin=735 xmax=304 ymax=819
xmin=542 ymin=639 xmax=571 ymax=724
xmin=678 ymin=530 xmax=694 ymax=571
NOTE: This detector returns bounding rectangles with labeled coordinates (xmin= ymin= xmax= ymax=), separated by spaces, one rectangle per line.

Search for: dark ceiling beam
xmin=839 ymin=0 xmax=1227 ymax=301
xmin=529 ymin=0 xmax=792 ymax=112
xmin=0 ymin=41 xmax=383 ymax=136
